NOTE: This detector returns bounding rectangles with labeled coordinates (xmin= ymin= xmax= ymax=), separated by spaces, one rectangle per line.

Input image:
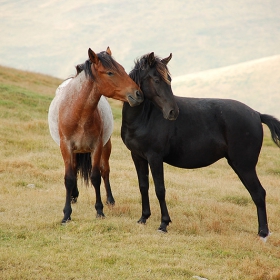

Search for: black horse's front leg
xmin=132 ymin=153 xmax=151 ymax=224
xmin=148 ymin=155 xmax=171 ymax=233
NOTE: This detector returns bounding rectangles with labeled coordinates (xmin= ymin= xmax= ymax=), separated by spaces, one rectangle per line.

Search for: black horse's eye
xmin=155 ymin=79 xmax=160 ymax=84
xmin=107 ymin=71 xmax=113 ymax=76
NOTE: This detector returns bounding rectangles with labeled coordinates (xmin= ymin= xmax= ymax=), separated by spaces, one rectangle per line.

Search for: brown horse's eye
xmin=107 ymin=71 xmax=113 ymax=76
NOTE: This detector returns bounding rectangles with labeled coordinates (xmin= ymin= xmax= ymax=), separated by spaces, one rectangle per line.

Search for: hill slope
xmin=172 ymin=55 xmax=280 ymax=119
xmin=1 ymin=66 xmax=280 ymax=280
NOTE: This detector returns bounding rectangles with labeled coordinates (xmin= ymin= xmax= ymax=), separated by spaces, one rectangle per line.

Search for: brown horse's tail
xmin=76 ymin=153 xmax=92 ymax=185
xmin=260 ymin=114 xmax=280 ymax=148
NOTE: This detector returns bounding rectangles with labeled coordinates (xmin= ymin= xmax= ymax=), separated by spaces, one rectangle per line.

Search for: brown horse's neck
xmin=74 ymin=72 xmax=102 ymax=112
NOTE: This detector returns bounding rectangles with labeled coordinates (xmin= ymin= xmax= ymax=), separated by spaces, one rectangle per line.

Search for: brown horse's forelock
xmin=129 ymin=54 xmax=171 ymax=87
xmin=75 ymin=52 xmax=122 ymax=81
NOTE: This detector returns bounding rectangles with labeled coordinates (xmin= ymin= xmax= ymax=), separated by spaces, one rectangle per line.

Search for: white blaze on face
xmin=48 ymin=78 xmax=114 ymax=147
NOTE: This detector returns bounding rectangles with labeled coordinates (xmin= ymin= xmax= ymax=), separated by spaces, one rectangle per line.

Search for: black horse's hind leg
xmin=148 ymin=155 xmax=171 ymax=232
xmin=62 ymin=169 xmax=77 ymax=223
xmin=131 ymin=153 xmax=151 ymax=224
xmin=228 ymin=161 xmax=269 ymax=238
xmin=90 ymin=166 xmax=105 ymax=218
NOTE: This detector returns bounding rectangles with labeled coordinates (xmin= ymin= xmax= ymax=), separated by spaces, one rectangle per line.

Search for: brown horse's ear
xmin=88 ymin=48 xmax=99 ymax=65
xmin=161 ymin=53 xmax=172 ymax=65
xmin=106 ymin=46 xmax=112 ymax=56
xmin=148 ymin=52 xmax=155 ymax=66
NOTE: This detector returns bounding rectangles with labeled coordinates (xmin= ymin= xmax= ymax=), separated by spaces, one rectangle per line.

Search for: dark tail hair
xmin=76 ymin=153 xmax=92 ymax=185
xmin=260 ymin=114 xmax=280 ymax=148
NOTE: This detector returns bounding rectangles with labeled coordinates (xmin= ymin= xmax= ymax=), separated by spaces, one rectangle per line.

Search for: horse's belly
xmin=164 ymin=141 xmax=226 ymax=169
xmin=48 ymin=79 xmax=113 ymax=147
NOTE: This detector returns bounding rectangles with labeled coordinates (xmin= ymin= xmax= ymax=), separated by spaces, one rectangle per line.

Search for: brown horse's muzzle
xmin=127 ymin=90 xmax=144 ymax=107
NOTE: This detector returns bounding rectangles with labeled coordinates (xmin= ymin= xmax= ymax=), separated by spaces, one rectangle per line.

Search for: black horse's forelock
xmin=129 ymin=53 xmax=171 ymax=87
xmin=75 ymin=51 xmax=121 ymax=81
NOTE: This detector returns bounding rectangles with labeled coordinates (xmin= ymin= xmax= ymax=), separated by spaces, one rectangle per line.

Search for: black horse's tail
xmin=260 ymin=114 xmax=280 ymax=148
xmin=76 ymin=153 xmax=92 ymax=185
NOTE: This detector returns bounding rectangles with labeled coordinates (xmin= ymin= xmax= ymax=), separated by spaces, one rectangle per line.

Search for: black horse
xmin=121 ymin=52 xmax=280 ymax=239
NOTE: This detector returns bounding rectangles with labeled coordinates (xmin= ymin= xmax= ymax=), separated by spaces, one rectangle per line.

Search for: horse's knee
xmin=155 ymin=187 xmax=166 ymax=200
xmin=64 ymin=174 xmax=76 ymax=190
xmin=90 ymin=169 xmax=101 ymax=188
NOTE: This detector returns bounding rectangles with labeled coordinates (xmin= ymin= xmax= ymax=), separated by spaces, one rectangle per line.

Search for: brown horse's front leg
xmin=60 ymin=142 xmax=77 ymax=224
xmin=91 ymin=141 xmax=105 ymax=218
xmin=100 ymin=139 xmax=115 ymax=205
xmin=148 ymin=155 xmax=171 ymax=232
xmin=62 ymin=169 xmax=77 ymax=223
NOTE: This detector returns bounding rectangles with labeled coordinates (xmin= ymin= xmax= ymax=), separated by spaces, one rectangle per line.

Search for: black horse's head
xmin=129 ymin=52 xmax=179 ymax=120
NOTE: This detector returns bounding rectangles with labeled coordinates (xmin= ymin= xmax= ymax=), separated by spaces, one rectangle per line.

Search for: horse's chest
xmin=48 ymin=81 xmax=113 ymax=148
xmin=122 ymin=125 xmax=159 ymax=152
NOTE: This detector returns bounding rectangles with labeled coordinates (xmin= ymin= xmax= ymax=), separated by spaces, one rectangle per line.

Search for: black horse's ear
xmin=106 ymin=46 xmax=112 ymax=56
xmin=147 ymin=52 xmax=155 ymax=66
xmin=161 ymin=53 xmax=172 ymax=65
xmin=88 ymin=48 xmax=99 ymax=65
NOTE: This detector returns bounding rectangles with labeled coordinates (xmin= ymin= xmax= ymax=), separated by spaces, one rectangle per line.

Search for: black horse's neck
xmin=122 ymin=98 xmax=155 ymax=127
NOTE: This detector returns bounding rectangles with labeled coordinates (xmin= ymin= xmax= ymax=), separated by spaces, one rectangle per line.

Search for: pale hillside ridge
xmin=172 ymin=55 xmax=280 ymax=119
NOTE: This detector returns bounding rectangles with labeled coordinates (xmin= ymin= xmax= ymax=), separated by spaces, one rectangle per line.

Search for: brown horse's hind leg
xmin=71 ymin=184 xmax=79 ymax=203
xmin=100 ymin=139 xmax=115 ymax=205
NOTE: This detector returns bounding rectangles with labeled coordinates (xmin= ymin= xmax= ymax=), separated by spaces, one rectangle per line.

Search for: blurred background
xmin=1 ymin=0 xmax=280 ymax=117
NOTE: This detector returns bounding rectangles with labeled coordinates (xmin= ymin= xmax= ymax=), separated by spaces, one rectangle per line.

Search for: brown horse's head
xmin=87 ymin=47 xmax=143 ymax=107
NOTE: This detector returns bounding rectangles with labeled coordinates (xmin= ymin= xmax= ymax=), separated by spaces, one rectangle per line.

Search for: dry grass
xmin=1 ymin=66 xmax=280 ymax=280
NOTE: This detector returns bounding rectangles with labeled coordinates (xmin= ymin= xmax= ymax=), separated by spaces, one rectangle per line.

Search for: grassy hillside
xmin=1 ymin=66 xmax=280 ymax=280
xmin=173 ymin=55 xmax=280 ymax=119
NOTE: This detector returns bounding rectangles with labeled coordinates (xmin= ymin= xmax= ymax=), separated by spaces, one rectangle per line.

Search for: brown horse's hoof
xmin=61 ymin=217 xmax=71 ymax=225
xmin=158 ymin=227 xmax=167 ymax=233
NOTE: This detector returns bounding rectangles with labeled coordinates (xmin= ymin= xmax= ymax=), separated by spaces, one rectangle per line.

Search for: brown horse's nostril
xmin=136 ymin=90 xmax=142 ymax=98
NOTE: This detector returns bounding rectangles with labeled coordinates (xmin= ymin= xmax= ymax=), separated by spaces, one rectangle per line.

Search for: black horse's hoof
xmin=106 ymin=200 xmax=115 ymax=206
xmin=137 ymin=217 xmax=147 ymax=224
xmin=96 ymin=213 xmax=105 ymax=219
xmin=71 ymin=197 xmax=78 ymax=204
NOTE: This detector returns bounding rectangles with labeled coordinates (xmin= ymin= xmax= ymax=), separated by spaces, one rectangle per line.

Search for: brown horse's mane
xmin=129 ymin=53 xmax=171 ymax=87
xmin=75 ymin=51 xmax=122 ymax=81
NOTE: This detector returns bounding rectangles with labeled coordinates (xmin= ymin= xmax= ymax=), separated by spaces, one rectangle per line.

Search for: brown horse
xmin=48 ymin=47 xmax=143 ymax=223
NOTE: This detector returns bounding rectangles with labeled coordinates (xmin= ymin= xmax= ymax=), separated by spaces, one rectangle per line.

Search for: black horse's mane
xmin=75 ymin=51 xmax=121 ymax=81
xmin=129 ymin=53 xmax=171 ymax=87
